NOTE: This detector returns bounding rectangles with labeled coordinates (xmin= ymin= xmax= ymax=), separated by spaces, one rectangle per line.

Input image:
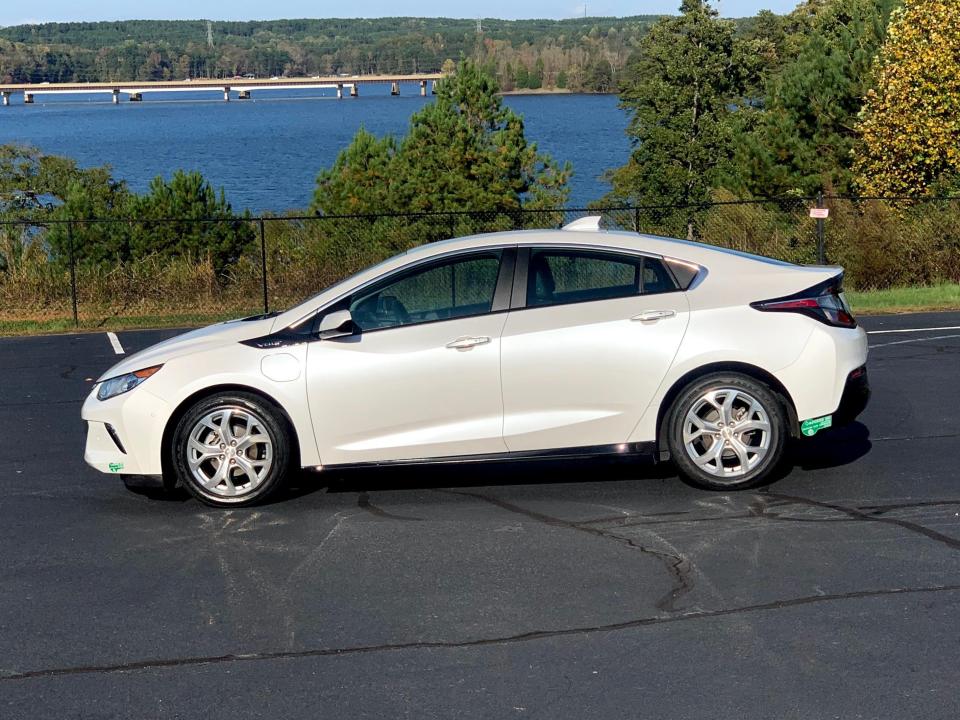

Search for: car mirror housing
xmin=318 ymin=309 xmax=356 ymax=339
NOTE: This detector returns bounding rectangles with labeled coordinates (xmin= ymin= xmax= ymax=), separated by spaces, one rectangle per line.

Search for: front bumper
xmin=833 ymin=365 xmax=870 ymax=425
xmin=81 ymin=387 xmax=171 ymax=476
xmin=84 ymin=420 xmax=144 ymax=475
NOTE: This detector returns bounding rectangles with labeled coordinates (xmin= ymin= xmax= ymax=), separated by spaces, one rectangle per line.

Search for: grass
xmin=2 ymin=285 xmax=960 ymax=337
xmin=847 ymin=283 xmax=960 ymax=315
xmin=0 ymin=310 xmax=258 ymax=337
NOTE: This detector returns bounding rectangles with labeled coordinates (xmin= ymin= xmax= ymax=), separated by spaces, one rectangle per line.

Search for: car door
xmin=500 ymin=246 xmax=690 ymax=452
xmin=306 ymin=248 xmax=514 ymax=466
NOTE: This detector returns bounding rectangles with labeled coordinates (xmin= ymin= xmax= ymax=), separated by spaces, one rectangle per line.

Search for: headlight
xmin=96 ymin=365 xmax=163 ymax=401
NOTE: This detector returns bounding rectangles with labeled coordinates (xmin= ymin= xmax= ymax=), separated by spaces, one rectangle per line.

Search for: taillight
xmin=751 ymin=276 xmax=857 ymax=328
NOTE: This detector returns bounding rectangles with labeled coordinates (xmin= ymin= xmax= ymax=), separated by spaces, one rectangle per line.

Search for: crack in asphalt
xmin=512 ymin=493 xmax=960 ymax=535
xmin=871 ymin=431 xmax=960 ymax=443
xmin=356 ymin=491 xmax=424 ymax=521
xmin=3 ymin=583 xmax=958 ymax=683
xmin=859 ymin=500 xmax=960 ymax=514
xmin=577 ymin=510 xmax=691 ymax=525
xmin=440 ymin=489 xmax=693 ymax=613
xmin=580 ymin=511 xmax=857 ymax=530
xmin=765 ymin=492 xmax=960 ymax=551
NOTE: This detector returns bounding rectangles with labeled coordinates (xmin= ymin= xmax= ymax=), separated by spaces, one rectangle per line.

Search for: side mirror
xmin=318 ymin=309 xmax=356 ymax=339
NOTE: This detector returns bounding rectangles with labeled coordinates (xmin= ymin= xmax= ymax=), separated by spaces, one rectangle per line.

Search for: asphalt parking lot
xmin=2 ymin=312 xmax=960 ymax=718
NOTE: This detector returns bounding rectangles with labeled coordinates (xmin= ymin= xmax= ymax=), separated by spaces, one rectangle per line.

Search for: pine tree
xmin=854 ymin=0 xmax=960 ymax=196
xmin=310 ymin=128 xmax=398 ymax=216
xmin=606 ymin=0 xmax=748 ymax=238
xmin=311 ymin=60 xmax=569 ymax=217
xmin=737 ymin=0 xmax=895 ymax=196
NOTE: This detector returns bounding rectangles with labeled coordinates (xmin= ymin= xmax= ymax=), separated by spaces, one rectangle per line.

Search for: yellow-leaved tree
xmin=853 ymin=0 xmax=960 ymax=196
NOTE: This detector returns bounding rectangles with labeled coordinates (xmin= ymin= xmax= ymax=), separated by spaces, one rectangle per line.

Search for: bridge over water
xmin=0 ymin=73 xmax=445 ymax=105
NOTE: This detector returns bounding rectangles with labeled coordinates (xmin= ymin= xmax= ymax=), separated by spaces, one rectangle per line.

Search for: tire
xmin=666 ymin=373 xmax=788 ymax=491
xmin=171 ymin=391 xmax=292 ymax=507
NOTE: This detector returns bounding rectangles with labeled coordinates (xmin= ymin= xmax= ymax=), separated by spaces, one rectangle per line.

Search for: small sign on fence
xmin=809 ymin=207 xmax=830 ymax=219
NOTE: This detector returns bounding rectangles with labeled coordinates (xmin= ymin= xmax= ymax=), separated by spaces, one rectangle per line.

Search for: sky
xmin=1 ymin=1 xmax=799 ymax=27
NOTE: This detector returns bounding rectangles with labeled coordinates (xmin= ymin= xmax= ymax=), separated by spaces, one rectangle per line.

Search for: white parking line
xmin=870 ymin=333 xmax=960 ymax=349
xmin=107 ymin=332 xmax=125 ymax=355
xmin=867 ymin=325 xmax=960 ymax=335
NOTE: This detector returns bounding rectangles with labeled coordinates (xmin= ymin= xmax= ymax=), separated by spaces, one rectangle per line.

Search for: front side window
xmin=349 ymin=252 xmax=502 ymax=331
xmin=526 ymin=249 xmax=677 ymax=308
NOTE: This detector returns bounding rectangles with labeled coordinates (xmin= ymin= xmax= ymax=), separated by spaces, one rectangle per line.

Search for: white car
xmin=82 ymin=218 xmax=869 ymax=506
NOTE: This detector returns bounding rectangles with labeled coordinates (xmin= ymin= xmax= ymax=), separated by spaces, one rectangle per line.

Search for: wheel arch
xmin=655 ymin=361 xmax=799 ymax=459
xmin=160 ymin=384 xmax=303 ymax=489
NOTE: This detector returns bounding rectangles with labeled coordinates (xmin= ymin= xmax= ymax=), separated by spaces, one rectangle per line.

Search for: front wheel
xmin=171 ymin=392 xmax=292 ymax=507
xmin=666 ymin=373 xmax=788 ymax=490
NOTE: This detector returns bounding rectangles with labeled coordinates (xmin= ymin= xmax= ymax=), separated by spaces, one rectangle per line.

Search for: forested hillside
xmin=0 ymin=16 xmax=664 ymax=92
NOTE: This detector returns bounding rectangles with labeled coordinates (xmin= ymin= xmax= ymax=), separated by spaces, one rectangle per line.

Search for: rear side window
xmin=526 ymin=249 xmax=678 ymax=308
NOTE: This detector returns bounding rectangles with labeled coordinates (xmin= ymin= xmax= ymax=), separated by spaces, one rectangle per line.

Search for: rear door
xmin=500 ymin=246 xmax=690 ymax=452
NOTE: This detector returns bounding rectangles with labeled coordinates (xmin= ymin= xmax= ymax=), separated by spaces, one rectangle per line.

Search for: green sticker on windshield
xmin=800 ymin=415 xmax=833 ymax=437
xmin=108 ymin=462 xmax=124 ymax=473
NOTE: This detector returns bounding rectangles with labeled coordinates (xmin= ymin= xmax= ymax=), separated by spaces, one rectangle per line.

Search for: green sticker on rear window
xmin=800 ymin=415 xmax=833 ymax=437
xmin=108 ymin=462 xmax=124 ymax=473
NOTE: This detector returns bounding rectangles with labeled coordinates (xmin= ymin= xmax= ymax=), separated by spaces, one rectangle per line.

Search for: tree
xmin=312 ymin=59 xmax=570 ymax=219
xmin=854 ymin=0 xmax=960 ymax=196
xmin=311 ymin=129 xmax=398 ymax=216
xmin=131 ymin=170 xmax=253 ymax=273
xmin=0 ymin=145 xmax=133 ymax=265
xmin=394 ymin=60 xmax=569 ymax=212
xmin=606 ymin=0 xmax=749 ymax=238
xmin=736 ymin=0 xmax=895 ymax=196
xmin=585 ymin=58 xmax=613 ymax=93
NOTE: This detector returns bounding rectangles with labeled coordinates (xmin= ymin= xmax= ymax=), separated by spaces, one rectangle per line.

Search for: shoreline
xmin=499 ymin=88 xmax=615 ymax=96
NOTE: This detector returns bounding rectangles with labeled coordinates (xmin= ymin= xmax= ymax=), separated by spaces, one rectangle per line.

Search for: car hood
xmin=95 ymin=315 xmax=276 ymax=382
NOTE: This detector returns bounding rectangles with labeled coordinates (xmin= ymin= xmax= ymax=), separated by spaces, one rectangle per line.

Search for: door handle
xmin=446 ymin=336 xmax=491 ymax=350
xmin=631 ymin=310 xmax=676 ymax=323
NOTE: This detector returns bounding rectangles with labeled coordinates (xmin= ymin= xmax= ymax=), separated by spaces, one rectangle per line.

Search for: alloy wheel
xmin=682 ymin=388 xmax=772 ymax=481
xmin=186 ymin=407 xmax=274 ymax=498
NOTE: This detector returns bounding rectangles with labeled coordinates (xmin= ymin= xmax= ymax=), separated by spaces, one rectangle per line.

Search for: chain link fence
xmin=2 ymin=196 xmax=959 ymax=329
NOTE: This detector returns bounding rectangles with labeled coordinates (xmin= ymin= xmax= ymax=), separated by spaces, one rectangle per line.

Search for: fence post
xmin=67 ymin=220 xmax=79 ymax=328
xmin=259 ymin=218 xmax=269 ymax=314
xmin=816 ymin=192 xmax=826 ymax=265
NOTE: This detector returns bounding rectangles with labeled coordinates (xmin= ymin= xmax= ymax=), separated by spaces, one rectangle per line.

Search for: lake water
xmin=0 ymin=84 xmax=630 ymax=212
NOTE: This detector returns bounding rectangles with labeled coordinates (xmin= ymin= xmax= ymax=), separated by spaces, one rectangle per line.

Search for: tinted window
xmin=663 ymin=258 xmax=701 ymax=289
xmin=349 ymin=252 xmax=502 ymax=331
xmin=526 ymin=250 xmax=677 ymax=308
xmin=641 ymin=257 xmax=679 ymax=294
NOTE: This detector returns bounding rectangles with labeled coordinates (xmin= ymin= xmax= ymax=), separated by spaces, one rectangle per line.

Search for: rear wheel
xmin=667 ymin=373 xmax=787 ymax=490
xmin=172 ymin=392 xmax=291 ymax=507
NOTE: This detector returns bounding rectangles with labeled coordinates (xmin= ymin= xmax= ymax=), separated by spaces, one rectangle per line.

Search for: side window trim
xmin=511 ymin=247 xmax=531 ymax=310
xmin=491 ymin=246 xmax=518 ymax=313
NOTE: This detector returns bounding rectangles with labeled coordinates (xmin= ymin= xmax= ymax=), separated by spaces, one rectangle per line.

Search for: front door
xmin=306 ymin=249 xmax=512 ymax=465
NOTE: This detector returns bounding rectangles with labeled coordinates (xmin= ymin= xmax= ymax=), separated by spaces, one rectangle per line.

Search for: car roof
xmin=403 ymin=227 xmax=798 ymax=269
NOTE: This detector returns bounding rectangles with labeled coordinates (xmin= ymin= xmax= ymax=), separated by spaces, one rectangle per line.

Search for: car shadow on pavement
xmin=321 ymin=455 xmax=675 ymax=496
xmin=790 ymin=421 xmax=872 ymax=472
xmin=120 ymin=422 xmax=872 ymax=504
